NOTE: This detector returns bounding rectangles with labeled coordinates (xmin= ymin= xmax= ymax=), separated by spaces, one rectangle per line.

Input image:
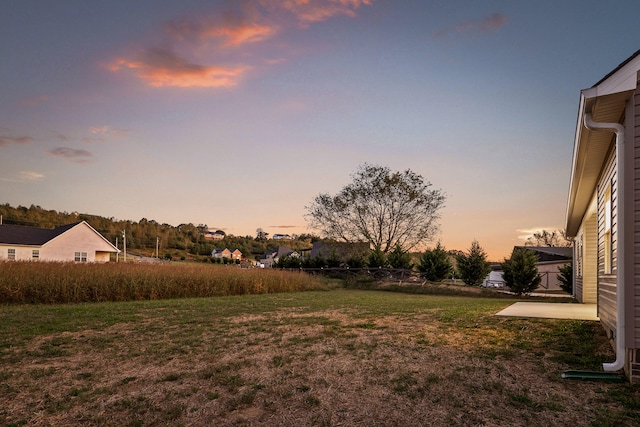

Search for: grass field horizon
xmin=2 ymin=289 xmax=639 ymax=426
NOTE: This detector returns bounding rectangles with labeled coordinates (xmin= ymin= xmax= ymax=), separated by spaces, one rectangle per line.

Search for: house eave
xmin=566 ymin=51 xmax=640 ymax=238
xmin=0 ymin=243 xmax=41 ymax=248
xmin=565 ymin=89 xmax=634 ymax=238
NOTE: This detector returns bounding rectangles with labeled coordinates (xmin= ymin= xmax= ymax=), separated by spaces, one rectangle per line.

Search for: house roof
xmin=566 ymin=50 xmax=640 ymax=237
xmin=261 ymin=246 xmax=295 ymax=260
xmin=212 ymin=248 xmax=241 ymax=256
xmin=592 ymin=49 xmax=640 ymax=88
xmin=0 ymin=222 xmax=79 ymax=245
xmin=0 ymin=221 xmax=119 ymax=252
xmin=514 ymin=246 xmax=572 ymax=262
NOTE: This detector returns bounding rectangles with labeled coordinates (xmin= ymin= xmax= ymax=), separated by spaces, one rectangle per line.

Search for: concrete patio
xmin=496 ymin=302 xmax=598 ymax=321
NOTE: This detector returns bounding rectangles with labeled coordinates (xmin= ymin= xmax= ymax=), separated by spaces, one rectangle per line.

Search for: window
xmin=74 ymin=252 xmax=87 ymax=262
xmin=8 ymin=248 xmax=15 ymax=260
xmin=32 ymin=250 xmax=39 ymax=260
xmin=604 ymin=184 xmax=612 ymax=274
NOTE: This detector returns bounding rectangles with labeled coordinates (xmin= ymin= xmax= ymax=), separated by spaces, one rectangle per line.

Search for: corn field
xmin=0 ymin=262 xmax=327 ymax=304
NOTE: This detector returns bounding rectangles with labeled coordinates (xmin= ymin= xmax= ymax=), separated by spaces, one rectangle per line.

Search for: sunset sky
xmin=2 ymin=0 xmax=640 ymax=260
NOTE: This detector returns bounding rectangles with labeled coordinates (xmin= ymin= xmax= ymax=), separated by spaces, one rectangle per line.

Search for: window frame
xmin=575 ymin=233 xmax=583 ymax=278
xmin=603 ymin=184 xmax=612 ymax=274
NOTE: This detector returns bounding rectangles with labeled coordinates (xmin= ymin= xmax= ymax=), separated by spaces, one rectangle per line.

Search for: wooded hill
xmin=0 ymin=204 xmax=315 ymax=261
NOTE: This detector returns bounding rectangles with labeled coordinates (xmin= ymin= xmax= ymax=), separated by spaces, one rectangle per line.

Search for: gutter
xmin=583 ymin=113 xmax=626 ymax=372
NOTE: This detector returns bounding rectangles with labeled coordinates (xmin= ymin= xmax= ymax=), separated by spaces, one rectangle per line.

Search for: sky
xmin=2 ymin=0 xmax=640 ymax=260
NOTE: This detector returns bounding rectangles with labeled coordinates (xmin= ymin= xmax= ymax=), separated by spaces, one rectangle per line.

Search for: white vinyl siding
xmin=598 ymin=149 xmax=617 ymax=334
xmin=632 ymin=89 xmax=640 ymax=348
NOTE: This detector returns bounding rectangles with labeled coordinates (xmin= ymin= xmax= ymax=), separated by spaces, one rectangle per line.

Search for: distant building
xmin=0 ymin=221 xmax=119 ymax=262
xmin=229 ymin=249 xmax=242 ymax=260
xmin=272 ymin=234 xmax=292 ymax=240
xmin=259 ymin=246 xmax=298 ymax=268
xmin=204 ymin=230 xmax=226 ymax=240
xmin=211 ymin=248 xmax=231 ymax=259
xmin=211 ymin=248 xmax=242 ymax=260
xmin=484 ymin=246 xmax=572 ymax=291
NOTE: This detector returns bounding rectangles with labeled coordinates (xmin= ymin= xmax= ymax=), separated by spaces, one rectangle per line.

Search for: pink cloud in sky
xmin=19 ymin=171 xmax=45 ymax=182
xmin=52 ymin=127 xmax=130 ymax=145
xmin=211 ymin=23 xmax=276 ymax=47
xmin=90 ymin=126 xmax=109 ymax=134
xmin=90 ymin=126 xmax=130 ymax=139
xmin=48 ymin=147 xmax=93 ymax=163
xmin=109 ymin=0 xmax=373 ymax=88
xmin=432 ymin=12 xmax=508 ymax=40
xmin=166 ymin=17 xmax=277 ymax=47
xmin=269 ymin=0 xmax=373 ymax=26
xmin=0 ymin=135 xmax=33 ymax=147
xmin=110 ymin=48 xmax=250 ymax=88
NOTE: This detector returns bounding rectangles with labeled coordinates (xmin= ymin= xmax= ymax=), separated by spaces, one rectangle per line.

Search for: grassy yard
xmin=1 ymin=289 xmax=639 ymax=426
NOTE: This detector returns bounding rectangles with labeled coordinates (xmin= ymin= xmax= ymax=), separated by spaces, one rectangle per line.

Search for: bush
xmin=326 ymin=252 xmax=341 ymax=268
xmin=302 ymin=255 xmax=325 ymax=268
xmin=558 ymin=262 xmax=573 ymax=294
xmin=346 ymin=255 xmax=366 ymax=268
xmin=275 ymin=255 xmax=302 ymax=269
xmin=456 ymin=241 xmax=491 ymax=287
xmin=502 ymin=247 xmax=541 ymax=295
xmin=387 ymin=244 xmax=413 ymax=269
xmin=368 ymin=247 xmax=388 ymax=268
xmin=417 ymin=242 xmax=452 ymax=282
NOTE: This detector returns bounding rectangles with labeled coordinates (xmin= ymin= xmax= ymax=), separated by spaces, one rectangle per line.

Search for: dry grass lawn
xmin=1 ymin=288 xmax=639 ymax=426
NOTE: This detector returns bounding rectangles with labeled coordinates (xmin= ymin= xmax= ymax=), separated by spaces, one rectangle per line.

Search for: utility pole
xmin=156 ymin=236 xmax=159 ymax=259
xmin=123 ymin=230 xmax=127 ymax=262
xmin=116 ymin=237 xmax=119 ymax=262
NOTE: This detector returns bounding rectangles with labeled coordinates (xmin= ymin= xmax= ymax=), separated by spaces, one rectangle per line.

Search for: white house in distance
xmin=204 ymin=229 xmax=226 ymax=240
xmin=565 ymin=50 xmax=640 ymax=382
xmin=259 ymin=246 xmax=298 ymax=268
xmin=272 ymin=234 xmax=292 ymax=240
xmin=0 ymin=221 xmax=119 ymax=262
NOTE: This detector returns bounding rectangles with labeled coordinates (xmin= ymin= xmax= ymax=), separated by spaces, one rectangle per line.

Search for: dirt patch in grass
xmin=1 ymin=291 xmax=638 ymax=426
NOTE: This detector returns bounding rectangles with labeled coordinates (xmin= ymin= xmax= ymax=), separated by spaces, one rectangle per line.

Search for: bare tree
xmin=305 ymin=164 xmax=446 ymax=253
xmin=524 ymin=229 xmax=572 ymax=247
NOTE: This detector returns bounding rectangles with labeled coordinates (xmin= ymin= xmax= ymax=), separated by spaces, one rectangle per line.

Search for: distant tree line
xmin=4 ymin=203 xmax=570 ymax=293
xmin=0 ymin=203 xmax=316 ymax=261
xmin=275 ymin=239 xmax=496 ymax=288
